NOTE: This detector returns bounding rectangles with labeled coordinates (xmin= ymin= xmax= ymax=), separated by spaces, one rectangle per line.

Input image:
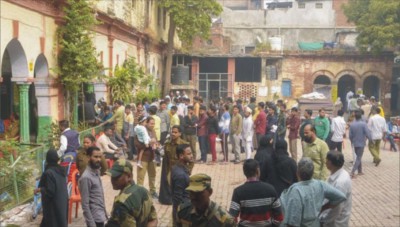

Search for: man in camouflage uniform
xmin=106 ymin=159 xmax=158 ymax=227
xmin=176 ymin=174 xmax=236 ymax=227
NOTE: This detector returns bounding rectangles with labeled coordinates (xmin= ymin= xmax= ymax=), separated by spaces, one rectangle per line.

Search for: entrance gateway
xmin=197 ymin=73 xmax=233 ymax=103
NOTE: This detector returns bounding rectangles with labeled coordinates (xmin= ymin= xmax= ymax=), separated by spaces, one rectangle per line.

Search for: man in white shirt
xmin=57 ymin=120 xmax=80 ymax=162
xmin=96 ymin=126 xmax=122 ymax=159
xmin=345 ymin=89 xmax=354 ymax=112
xmin=330 ymin=110 xmax=347 ymax=152
xmin=320 ymin=151 xmax=352 ymax=227
xmin=368 ymin=107 xmax=387 ymax=166
xmin=241 ymin=107 xmax=254 ymax=160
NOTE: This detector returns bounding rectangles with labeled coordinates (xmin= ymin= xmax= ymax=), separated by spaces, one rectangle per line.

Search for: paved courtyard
xmin=11 ymin=137 xmax=400 ymax=227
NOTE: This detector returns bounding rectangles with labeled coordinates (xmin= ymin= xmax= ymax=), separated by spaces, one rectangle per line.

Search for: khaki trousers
xmin=184 ymin=134 xmax=197 ymax=160
xmin=289 ymin=139 xmax=298 ymax=162
xmin=368 ymin=139 xmax=381 ymax=163
xmin=137 ymin=160 xmax=156 ymax=194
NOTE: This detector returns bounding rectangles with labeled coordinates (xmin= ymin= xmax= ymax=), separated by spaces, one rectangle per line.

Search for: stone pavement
xmin=8 ymin=137 xmax=400 ymax=227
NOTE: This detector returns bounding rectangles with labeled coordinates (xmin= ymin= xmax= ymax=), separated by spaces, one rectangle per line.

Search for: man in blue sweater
xmin=349 ymin=110 xmax=372 ymax=178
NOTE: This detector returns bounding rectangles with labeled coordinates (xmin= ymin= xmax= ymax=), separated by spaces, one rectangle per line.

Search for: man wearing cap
xmin=106 ymin=159 xmax=158 ymax=227
xmin=242 ymin=107 xmax=254 ymax=160
xmin=176 ymin=174 xmax=236 ymax=227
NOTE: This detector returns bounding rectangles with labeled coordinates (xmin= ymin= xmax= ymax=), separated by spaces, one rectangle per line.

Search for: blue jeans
xmin=198 ymin=136 xmax=208 ymax=162
xmin=387 ymin=135 xmax=398 ymax=151
xmin=351 ymin=147 xmax=364 ymax=174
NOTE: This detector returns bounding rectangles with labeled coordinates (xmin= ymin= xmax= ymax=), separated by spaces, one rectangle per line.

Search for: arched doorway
xmin=314 ymin=75 xmax=331 ymax=85
xmin=363 ymin=76 xmax=380 ymax=100
xmin=0 ymin=50 xmax=13 ymax=120
xmin=1 ymin=39 xmax=30 ymax=142
xmin=313 ymin=75 xmax=331 ymax=98
xmin=338 ymin=75 xmax=356 ymax=111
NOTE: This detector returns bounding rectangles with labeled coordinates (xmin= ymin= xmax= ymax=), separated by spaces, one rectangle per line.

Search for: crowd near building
xmin=0 ymin=0 xmax=399 ymax=227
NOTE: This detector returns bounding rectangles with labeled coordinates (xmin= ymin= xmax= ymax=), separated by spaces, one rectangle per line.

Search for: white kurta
xmin=242 ymin=116 xmax=254 ymax=159
xmin=319 ymin=168 xmax=352 ymax=227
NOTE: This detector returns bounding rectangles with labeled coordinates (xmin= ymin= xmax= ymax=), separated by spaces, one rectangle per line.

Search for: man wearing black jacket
xmin=171 ymin=144 xmax=193 ymax=226
xmin=183 ymin=106 xmax=198 ymax=161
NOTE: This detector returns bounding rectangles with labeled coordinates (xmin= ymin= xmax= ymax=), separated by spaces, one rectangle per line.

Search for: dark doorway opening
xmin=235 ymin=57 xmax=261 ymax=82
xmin=0 ymin=50 xmax=13 ymax=120
xmin=208 ymin=81 xmax=220 ymax=101
xmin=313 ymin=75 xmax=331 ymax=99
xmin=338 ymin=75 xmax=355 ymax=111
xmin=314 ymin=75 xmax=331 ymax=85
xmin=363 ymin=76 xmax=380 ymax=100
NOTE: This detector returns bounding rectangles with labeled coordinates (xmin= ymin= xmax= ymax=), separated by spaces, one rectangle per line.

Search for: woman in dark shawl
xmin=254 ymin=132 xmax=274 ymax=177
xmin=264 ymin=139 xmax=298 ymax=196
xmin=35 ymin=149 xmax=68 ymax=227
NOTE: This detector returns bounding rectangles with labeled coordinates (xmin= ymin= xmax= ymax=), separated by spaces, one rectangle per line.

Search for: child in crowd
xmin=134 ymin=116 xmax=152 ymax=168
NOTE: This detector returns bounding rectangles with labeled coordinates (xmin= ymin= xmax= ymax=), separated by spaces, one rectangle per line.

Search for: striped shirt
xmin=229 ymin=181 xmax=283 ymax=226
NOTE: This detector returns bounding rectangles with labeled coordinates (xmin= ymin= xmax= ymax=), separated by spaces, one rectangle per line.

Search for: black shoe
xmin=234 ymin=160 xmax=241 ymax=164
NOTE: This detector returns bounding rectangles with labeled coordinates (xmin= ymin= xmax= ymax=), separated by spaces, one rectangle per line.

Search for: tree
xmin=343 ymin=0 xmax=400 ymax=53
xmin=159 ymin=0 xmax=223 ymax=95
xmin=57 ymin=0 xmax=102 ymax=125
xmin=108 ymin=58 xmax=154 ymax=103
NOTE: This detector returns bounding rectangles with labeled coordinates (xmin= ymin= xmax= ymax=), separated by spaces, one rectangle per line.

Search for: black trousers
xmin=160 ymin=131 xmax=168 ymax=145
xmin=330 ymin=141 xmax=343 ymax=152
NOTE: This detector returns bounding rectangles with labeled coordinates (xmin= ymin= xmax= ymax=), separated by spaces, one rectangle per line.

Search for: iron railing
xmin=0 ymin=143 xmax=46 ymax=211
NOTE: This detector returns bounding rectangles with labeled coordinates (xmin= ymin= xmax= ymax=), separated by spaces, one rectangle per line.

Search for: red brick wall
xmin=333 ymin=0 xmax=354 ymax=27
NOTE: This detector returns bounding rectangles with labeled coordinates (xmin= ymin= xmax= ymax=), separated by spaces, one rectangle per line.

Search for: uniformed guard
xmin=159 ymin=125 xmax=191 ymax=205
xmin=176 ymin=174 xmax=236 ymax=227
xmin=106 ymin=159 xmax=158 ymax=227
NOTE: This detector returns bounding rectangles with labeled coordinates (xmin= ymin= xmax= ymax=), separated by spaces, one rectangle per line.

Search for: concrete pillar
xmin=191 ymin=58 xmax=199 ymax=86
xmin=227 ymin=58 xmax=235 ymax=98
xmin=35 ymin=80 xmax=53 ymax=143
xmin=17 ymin=82 xmax=31 ymax=143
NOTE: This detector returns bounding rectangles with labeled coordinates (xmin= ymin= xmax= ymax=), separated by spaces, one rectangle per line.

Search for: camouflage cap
xmin=186 ymin=174 xmax=212 ymax=192
xmin=107 ymin=159 xmax=133 ymax=178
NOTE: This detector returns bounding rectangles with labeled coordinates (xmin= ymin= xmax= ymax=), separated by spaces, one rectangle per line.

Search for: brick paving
xmin=12 ymin=137 xmax=400 ymax=227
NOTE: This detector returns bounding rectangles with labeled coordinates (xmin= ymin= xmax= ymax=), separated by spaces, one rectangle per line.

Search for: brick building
xmin=171 ymin=0 xmax=397 ymax=114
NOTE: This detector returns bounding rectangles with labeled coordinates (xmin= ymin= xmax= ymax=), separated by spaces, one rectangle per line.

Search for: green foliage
xmin=255 ymin=42 xmax=272 ymax=53
xmin=107 ymin=57 xmax=153 ymax=103
xmin=159 ymin=0 xmax=223 ymax=47
xmin=0 ymin=141 xmax=36 ymax=211
xmin=57 ymin=0 xmax=103 ymax=92
xmin=41 ymin=121 xmax=61 ymax=149
xmin=133 ymin=88 xmax=161 ymax=104
xmin=343 ymin=0 xmax=400 ymax=53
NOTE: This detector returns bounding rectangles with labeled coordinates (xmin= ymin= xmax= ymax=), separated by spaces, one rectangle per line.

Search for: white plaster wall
xmin=221 ymin=2 xmax=335 ymax=27
xmin=113 ymin=38 xmax=128 ymax=65
xmin=94 ymin=33 xmax=109 ymax=70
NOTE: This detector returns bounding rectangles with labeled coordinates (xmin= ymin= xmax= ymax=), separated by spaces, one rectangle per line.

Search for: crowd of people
xmin=34 ymin=90 xmax=399 ymax=227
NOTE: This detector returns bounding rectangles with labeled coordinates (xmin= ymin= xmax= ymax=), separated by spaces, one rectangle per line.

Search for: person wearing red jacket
xmin=254 ymin=102 xmax=268 ymax=146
